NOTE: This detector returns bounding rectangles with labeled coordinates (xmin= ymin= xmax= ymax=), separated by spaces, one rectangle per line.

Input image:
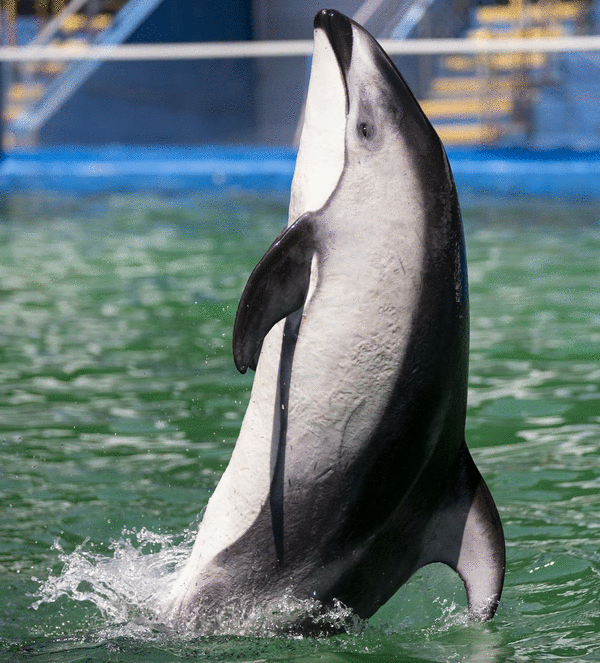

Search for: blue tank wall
xmin=38 ymin=0 xmax=256 ymax=146
xmin=530 ymin=51 xmax=600 ymax=150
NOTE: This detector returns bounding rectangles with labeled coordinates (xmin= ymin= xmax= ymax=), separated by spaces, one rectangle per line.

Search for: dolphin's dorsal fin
xmin=420 ymin=442 xmax=505 ymax=621
xmin=233 ymin=214 xmax=317 ymax=373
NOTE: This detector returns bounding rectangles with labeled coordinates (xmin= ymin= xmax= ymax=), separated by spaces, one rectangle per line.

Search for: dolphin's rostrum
xmin=163 ymin=8 xmax=505 ymax=633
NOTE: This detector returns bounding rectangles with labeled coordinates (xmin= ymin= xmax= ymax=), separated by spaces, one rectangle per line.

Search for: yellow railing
xmin=417 ymin=0 xmax=590 ymax=146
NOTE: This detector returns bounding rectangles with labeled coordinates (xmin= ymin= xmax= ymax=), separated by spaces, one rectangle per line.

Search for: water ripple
xmin=1 ymin=195 xmax=600 ymax=661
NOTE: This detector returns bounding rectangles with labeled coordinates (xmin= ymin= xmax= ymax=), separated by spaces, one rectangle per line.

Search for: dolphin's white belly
xmin=277 ymin=230 xmax=424 ymax=531
xmin=167 ymin=214 xmax=424 ymax=610
xmin=165 ymin=320 xmax=285 ymax=606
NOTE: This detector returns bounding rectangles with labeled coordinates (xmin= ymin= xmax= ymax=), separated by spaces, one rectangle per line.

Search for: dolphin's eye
xmin=358 ymin=122 xmax=374 ymax=140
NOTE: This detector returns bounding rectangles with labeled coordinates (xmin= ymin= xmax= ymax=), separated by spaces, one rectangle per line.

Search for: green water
xmin=0 ymin=192 xmax=599 ymax=662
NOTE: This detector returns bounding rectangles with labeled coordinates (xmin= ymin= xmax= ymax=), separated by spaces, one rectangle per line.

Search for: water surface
xmin=1 ymin=192 xmax=599 ymax=662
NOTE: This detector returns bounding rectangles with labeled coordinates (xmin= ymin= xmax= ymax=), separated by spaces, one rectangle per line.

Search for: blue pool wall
xmin=38 ymin=0 xmax=257 ymax=146
xmin=2 ymin=146 xmax=600 ymax=202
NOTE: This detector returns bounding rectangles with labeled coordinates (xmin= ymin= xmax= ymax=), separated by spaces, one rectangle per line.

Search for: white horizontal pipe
xmin=1 ymin=35 xmax=600 ymax=61
xmin=381 ymin=35 xmax=600 ymax=55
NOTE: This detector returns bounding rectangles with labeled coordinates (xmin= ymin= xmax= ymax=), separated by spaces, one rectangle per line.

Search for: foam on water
xmin=32 ymin=527 xmax=195 ymax=633
xmin=31 ymin=525 xmax=361 ymax=639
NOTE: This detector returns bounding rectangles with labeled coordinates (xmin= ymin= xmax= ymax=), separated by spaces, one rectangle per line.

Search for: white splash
xmin=32 ymin=527 xmax=194 ymax=630
xmin=31 ymin=526 xmax=361 ymax=638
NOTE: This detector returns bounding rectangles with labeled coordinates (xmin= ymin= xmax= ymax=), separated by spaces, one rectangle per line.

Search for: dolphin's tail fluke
xmin=420 ymin=442 xmax=505 ymax=621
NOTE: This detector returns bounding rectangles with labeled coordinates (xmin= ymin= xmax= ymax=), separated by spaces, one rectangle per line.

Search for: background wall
xmin=39 ymin=0 xmax=257 ymax=145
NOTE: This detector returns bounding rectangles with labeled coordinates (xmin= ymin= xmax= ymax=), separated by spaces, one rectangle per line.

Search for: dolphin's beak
xmin=314 ymin=7 xmax=433 ymax=136
xmin=288 ymin=9 xmax=348 ymax=221
xmin=314 ymin=9 xmax=353 ymax=83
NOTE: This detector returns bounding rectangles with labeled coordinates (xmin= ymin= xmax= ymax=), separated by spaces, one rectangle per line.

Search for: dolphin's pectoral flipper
xmin=233 ymin=214 xmax=317 ymax=374
xmin=421 ymin=443 xmax=505 ymax=621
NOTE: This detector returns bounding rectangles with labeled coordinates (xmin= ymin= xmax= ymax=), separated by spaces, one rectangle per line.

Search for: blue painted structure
xmin=7 ymin=0 xmax=600 ymax=150
xmin=530 ymin=51 xmax=600 ymax=150
xmin=37 ymin=0 xmax=256 ymax=145
xmin=2 ymin=146 xmax=600 ymax=201
xmin=4 ymin=1 xmax=600 ymax=187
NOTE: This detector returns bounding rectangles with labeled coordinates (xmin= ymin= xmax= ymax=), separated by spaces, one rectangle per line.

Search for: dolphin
xmin=163 ymin=8 xmax=505 ymax=633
